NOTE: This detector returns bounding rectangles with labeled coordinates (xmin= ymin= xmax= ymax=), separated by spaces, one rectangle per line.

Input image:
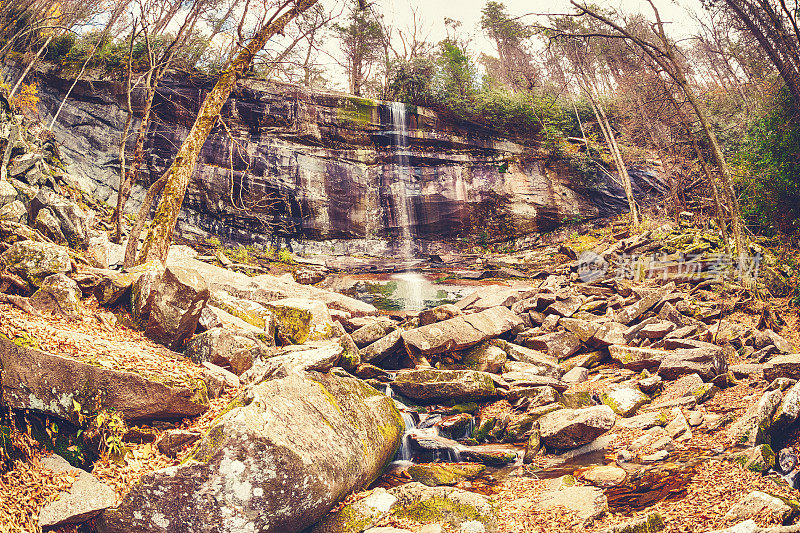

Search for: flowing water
xmin=388 ymin=101 xmax=416 ymax=262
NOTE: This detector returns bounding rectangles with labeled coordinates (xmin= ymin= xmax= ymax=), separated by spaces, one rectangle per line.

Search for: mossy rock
xmin=408 ymin=463 xmax=486 ymax=486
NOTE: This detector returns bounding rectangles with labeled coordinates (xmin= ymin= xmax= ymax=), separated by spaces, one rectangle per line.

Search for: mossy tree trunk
xmin=133 ymin=0 xmax=319 ymax=265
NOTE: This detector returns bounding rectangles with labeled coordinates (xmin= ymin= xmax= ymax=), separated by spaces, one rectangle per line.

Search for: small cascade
xmin=395 ymin=411 xmax=418 ymax=462
xmin=391 ymin=410 xmax=465 ymax=465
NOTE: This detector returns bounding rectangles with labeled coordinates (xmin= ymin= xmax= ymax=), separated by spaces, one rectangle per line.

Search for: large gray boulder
xmin=0 ymin=337 xmax=207 ymax=422
xmin=98 ymin=371 xmax=403 ymax=533
xmin=391 ymin=369 xmax=497 ymax=403
xmin=29 ymin=273 xmax=82 ymax=318
xmin=29 ymin=188 xmax=90 ymax=249
xmin=402 ymin=306 xmax=522 ymax=357
xmin=144 ymin=265 xmax=210 ymax=350
xmin=657 ymin=346 xmax=727 ymax=381
xmin=241 ymin=340 xmax=348 ymax=384
xmin=0 ymin=240 xmax=71 ymax=287
xmin=538 ymin=405 xmax=616 ymax=449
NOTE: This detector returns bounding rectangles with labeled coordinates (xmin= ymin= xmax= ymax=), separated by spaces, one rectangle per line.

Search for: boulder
xmin=538 ymin=405 xmax=616 ymax=449
xmin=601 ymin=387 xmax=650 ymax=417
xmin=0 ymin=199 xmax=26 ymax=223
xmin=361 ymin=329 xmax=403 ymax=363
xmin=407 ymin=463 xmax=486 ymax=486
xmin=392 ymin=369 xmax=496 ymax=403
xmin=754 ymin=330 xmax=794 ymax=354
xmin=723 ymin=491 xmax=793 ymax=524
xmin=201 ymin=362 xmax=240 ymax=398
xmin=545 ymin=296 xmax=583 ymax=317
xmin=562 ymin=366 xmax=589 ymax=384
xmin=591 ymin=322 xmax=627 ymax=347
xmin=242 ymin=340 xmax=346 ymax=384
xmin=728 ymin=389 xmax=783 ymax=446
xmin=34 ymin=207 xmax=67 ymax=245
xmin=0 ymin=337 xmax=207 ymax=422
xmin=455 ymin=342 xmax=507 ymax=373
xmin=0 ymin=240 xmax=71 ymax=287
xmin=609 ymin=345 xmax=669 ymax=371
xmin=560 ymin=317 xmax=599 ymax=343
xmin=774 ymin=381 xmax=800 ymax=427
xmin=29 ymin=188 xmax=90 ymax=249
xmin=310 ymin=487 xmax=399 ymax=533
xmin=579 ymin=464 xmax=627 ymax=488
xmin=0 ymin=178 xmax=16 ymax=206
xmin=264 ymin=298 xmax=335 ymax=344
xmin=156 ymin=429 xmax=203 ymax=458
xmin=351 ymin=319 xmax=397 ymax=348
xmin=37 ymin=454 xmax=115 ymax=528
xmin=29 ymin=273 xmax=82 ymax=318
xmin=657 ymin=346 xmax=727 ymax=381
xmin=525 ymin=331 xmax=581 ymax=360
xmin=615 ymin=290 xmax=665 ymax=325
xmin=496 ymin=341 xmax=561 ymax=379
xmin=144 ymin=266 xmax=210 ymax=351
xmin=418 ymin=304 xmax=462 ymax=326
xmin=533 ymin=484 xmax=608 ymax=524
xmin=389 ymin=483 xmax=498 ymax=532
xmin=208 ymin=290 xmax=276 ymax=331
xmin=184 ymin=327 xmax=268 ymax=376
xmin=98 ymin=371 xmax=403 ymax=533
xmin=402 ymin=306 xmax=522 ymax=357
xmin=764 ymin=354 xmax=800 ymax=382
xmin=131 ymin=260 xmax=166 ymax=323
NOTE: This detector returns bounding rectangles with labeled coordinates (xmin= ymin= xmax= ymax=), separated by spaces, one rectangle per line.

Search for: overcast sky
xmin=317 ymin=0 xmax=704 ymax=91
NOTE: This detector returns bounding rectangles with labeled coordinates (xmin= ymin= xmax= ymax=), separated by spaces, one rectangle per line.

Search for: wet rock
xmin=29 ymin=273 xmax=82 ymax=318
xmin=419 ymin=304 xmax=463 ymax=326
xmin=144 ymin=266 xmax=210 ymax=351
xmin=0 ymin=240 xmax=71 ymax=287
xmin=657 ymin=346 xmax=727 ymax=381
xmin=459 ymin=448 xmax=517 ymax=466
xmin=185 ymin=327 xmax=267 ymax=376
xmin=525 ymin=331 xmax=581 ymax=360
xmin=0 ymin=336 xmax=207 ymax=422
xmin=37 ymin=454 xmax=115 ymax=528
xmin=764 ymin=354 xmax=800 ymax=382
xmin=99 ymin=371 xmax=403 ymax=533
xmin=723 ymin=491 xmax=793 ymax=523
xmin=728 ymin=389 xmax=783 ymax=446
xmin=407 ymin=463 xmax=486 ymax=486
xmin=402 ymin=306 xmax=521 ymax=357
xmin=156 ymin=429 xmax=203 ymax=458
xmin=538 ymin=405 xmax=616 ymax=449
xmin=579 ymin=465 xmax=627 ymax=487
xmin=392 ymin=369 xmax=496 ymax=403
xmin=601 ymin=387 xmax=650 ymax=417
xmin=264 ymin=298 xmax=335 ymax=345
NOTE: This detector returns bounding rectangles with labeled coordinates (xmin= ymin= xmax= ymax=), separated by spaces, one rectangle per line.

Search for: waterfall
xmin=388 ymin=102 xmax=426 ymax=311
xmin=388 ymin=102 xmax=416 ymax=260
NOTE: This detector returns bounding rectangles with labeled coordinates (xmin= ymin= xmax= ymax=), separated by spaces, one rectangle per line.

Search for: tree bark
xmin=134 ymin=0 xmax=319 ymax=265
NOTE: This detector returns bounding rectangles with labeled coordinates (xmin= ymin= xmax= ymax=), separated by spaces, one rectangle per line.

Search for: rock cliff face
xmin=37 ymin=73 xmax=663 ymax=254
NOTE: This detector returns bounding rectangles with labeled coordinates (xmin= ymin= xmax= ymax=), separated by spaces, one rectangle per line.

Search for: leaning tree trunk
xmin=132 ymin=0 xmax=319 ymax=265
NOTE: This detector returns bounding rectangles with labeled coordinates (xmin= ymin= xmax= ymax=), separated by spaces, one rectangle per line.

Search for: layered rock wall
xmin=36 ymin=73 xmax=662 ymax=254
